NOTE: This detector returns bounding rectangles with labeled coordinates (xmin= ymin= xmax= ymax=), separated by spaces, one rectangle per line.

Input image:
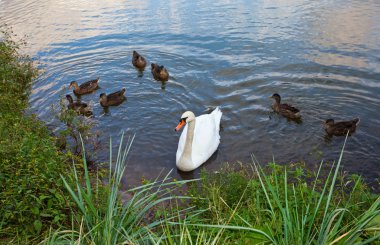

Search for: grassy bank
xmin=42 ymin=135 xmax=380 ymax=244
xmin=187 ymin=158 xmax=380 ymax=243
xmin=0 ymin=30 xmax=76 ymax=241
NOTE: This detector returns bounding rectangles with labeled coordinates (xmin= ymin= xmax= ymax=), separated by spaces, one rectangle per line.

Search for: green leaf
xmin=53 ymin=215 xmax=61 ymax=223
xmin=33 ymin=219 xmax=42 ymax=233
xmin=39 ymin=195 xmax=49 ymax=200
xmin=31 ymin=206 xmax=39 ymax=215
xmin=47 ymin=199 xmax=53 ymax=208
xmin=40 ymin=213 xmax=52 ymax=218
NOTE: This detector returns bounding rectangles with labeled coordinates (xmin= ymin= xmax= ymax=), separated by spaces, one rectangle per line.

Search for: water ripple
xmin=1 ymin=0 xmax=379 ymax=185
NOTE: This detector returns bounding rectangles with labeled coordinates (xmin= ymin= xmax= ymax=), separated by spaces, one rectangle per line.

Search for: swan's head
xmin=175 ymin=111 xmax=195 ymax=131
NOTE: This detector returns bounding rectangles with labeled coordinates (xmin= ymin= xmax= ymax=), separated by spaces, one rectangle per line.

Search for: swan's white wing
xmin=191 ymin=108 xmax=222 ymax=168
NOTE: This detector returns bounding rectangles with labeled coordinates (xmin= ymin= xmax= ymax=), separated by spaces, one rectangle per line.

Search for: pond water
xmin=1 ymin=0 xmax=380 ymax=186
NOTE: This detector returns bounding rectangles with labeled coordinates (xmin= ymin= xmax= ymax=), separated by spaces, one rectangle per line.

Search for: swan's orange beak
xmin=175 ymin=119 xmax=186 ymax=131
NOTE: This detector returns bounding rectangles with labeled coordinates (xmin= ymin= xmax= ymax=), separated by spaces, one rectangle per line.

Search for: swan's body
xmin=175 ymin=107 xmax=222 ymax=172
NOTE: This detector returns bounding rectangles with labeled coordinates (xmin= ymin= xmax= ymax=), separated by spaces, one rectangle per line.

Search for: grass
xmin=40 ymin=133 xmax=380 ymax=244
xmin=186 ymin=137 xmax=380 ymax=244
xmin=41 ymin=133 xmax=196 ymax=244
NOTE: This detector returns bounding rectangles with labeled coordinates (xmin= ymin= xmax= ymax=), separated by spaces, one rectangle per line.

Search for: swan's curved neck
xmin=179 ymin=119 xmax=196 ymax=166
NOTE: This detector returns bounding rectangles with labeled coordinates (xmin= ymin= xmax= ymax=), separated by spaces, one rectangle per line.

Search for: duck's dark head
xmin=151 ymin=63 xmax=157 ymax=70
xmin=270 ymin=93 xmax=281 ymax=103
xmin=69 ymin=81 xmax=78 ymax=89
xmin=160 ymin=66 xmax=169 ymax=79
xmin=133 ymin=50 xmax=138 ymax=57
xmin=325 ymin=119 xmax=335 ymax=126
xmin=99 ymin=93 xmax=107 ymax=102
xmin=66 ymin=94 xmax=73 ymax=103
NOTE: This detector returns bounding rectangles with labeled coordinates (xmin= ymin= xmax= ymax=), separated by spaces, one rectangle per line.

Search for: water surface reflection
xmin=1 ymin=0 xmax=379 ymax=186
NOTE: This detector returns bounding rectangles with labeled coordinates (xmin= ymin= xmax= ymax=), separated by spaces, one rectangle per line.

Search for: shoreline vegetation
xmin=1 ymin=30 xmax=379 ymax=244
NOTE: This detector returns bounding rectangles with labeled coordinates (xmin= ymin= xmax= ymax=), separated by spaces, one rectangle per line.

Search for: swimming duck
xmin=175 ymin=107 xmax=222 ymax=172
xmin=69 ymin=78 xmax=99 ymax=95
xmin=132 ymin=51 xmax=147 ymax=70
xmin=324 ymin=118 xmax=360 ymax=136
xmin=151 ymin=63 xmax=169 ymax=81
xmin=270 ymin=93 xmax=301 ymax=120
xmin=65 ymin=94 xmax=92 ymax=116
xmin=99 ymin=88 xmax=126 ymax=107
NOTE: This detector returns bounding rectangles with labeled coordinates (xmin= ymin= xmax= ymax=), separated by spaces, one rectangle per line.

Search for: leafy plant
xmin=0 ymin=27 xmax=75 ymax=240
xmin=187 ymin=136 xmax=380 ymax=244
xmin=52 ymin=94 xmax=99 ymax=156
xmin=42 ymin=133 xmax=194 ymax=244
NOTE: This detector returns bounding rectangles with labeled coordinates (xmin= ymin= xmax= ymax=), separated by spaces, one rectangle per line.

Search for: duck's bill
xmin=175 ymin=120 xmax=185 ymax=131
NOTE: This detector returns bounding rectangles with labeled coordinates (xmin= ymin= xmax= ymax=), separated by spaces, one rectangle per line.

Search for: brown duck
xmin=324 ymin=118 xmax=360 ymax=136
xmin=69 ymin=78 xmax=99 ymax=95
xmin=99 ymin=88 xmax=126 ymax=107
xmin=132 ymin=51 xmax=147 ymax=70
xmin=151 ymin=63 xmax=169 ymax=81
xmin=66 ymin=94 xmax=92 ymax=116
xmin=270 ymin=93 xmax=301 ymax=120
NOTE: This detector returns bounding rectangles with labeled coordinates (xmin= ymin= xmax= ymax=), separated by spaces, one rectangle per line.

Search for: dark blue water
xmin=1 ymin=0 xmax=379 ymax=186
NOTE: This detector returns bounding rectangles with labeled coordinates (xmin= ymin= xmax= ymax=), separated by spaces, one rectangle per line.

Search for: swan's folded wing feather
xmin=191 ymin=113 xmax=221 ymax=167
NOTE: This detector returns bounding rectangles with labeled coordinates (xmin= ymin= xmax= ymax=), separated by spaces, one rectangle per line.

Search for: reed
xmin=41 ymin=133 xmax=194 ymax=244
xmin=41 ymin=134 xmax=380 ymax=244
xmin=183 ymin=135 xmax=380 ymax=244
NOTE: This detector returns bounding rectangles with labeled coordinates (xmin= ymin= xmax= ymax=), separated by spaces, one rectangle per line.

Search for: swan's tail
xmin=211 ymin=107 xmax=223 ymax=131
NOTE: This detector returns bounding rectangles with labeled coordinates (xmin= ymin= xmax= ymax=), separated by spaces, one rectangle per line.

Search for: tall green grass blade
xmin=172 ymin=223 xmax=274 ymax=243
xmin=79 ymin=134 xmax=92 ymax=200
xmin=317 ymin=134 xmax=349 ymax=243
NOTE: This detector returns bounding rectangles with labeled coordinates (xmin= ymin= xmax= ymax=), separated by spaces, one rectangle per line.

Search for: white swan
xmin=175 ymin=107 xmax=222 ymax=172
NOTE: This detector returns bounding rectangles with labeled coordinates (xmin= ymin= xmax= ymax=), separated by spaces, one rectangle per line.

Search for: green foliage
xmin=187 ymin=142 xmax=380 ymax=244
xmin=0 ymin=28 xmax=36 ymax=112
xmin=0 ymin=28 xmax=73 ymax=240
xmin=52 ymin=95 xmax=98 ymax=155
xmin=42 ymin=134 xmax=195 ymax=244
xmin=40 ymin=135 xmax=380 ymax=244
